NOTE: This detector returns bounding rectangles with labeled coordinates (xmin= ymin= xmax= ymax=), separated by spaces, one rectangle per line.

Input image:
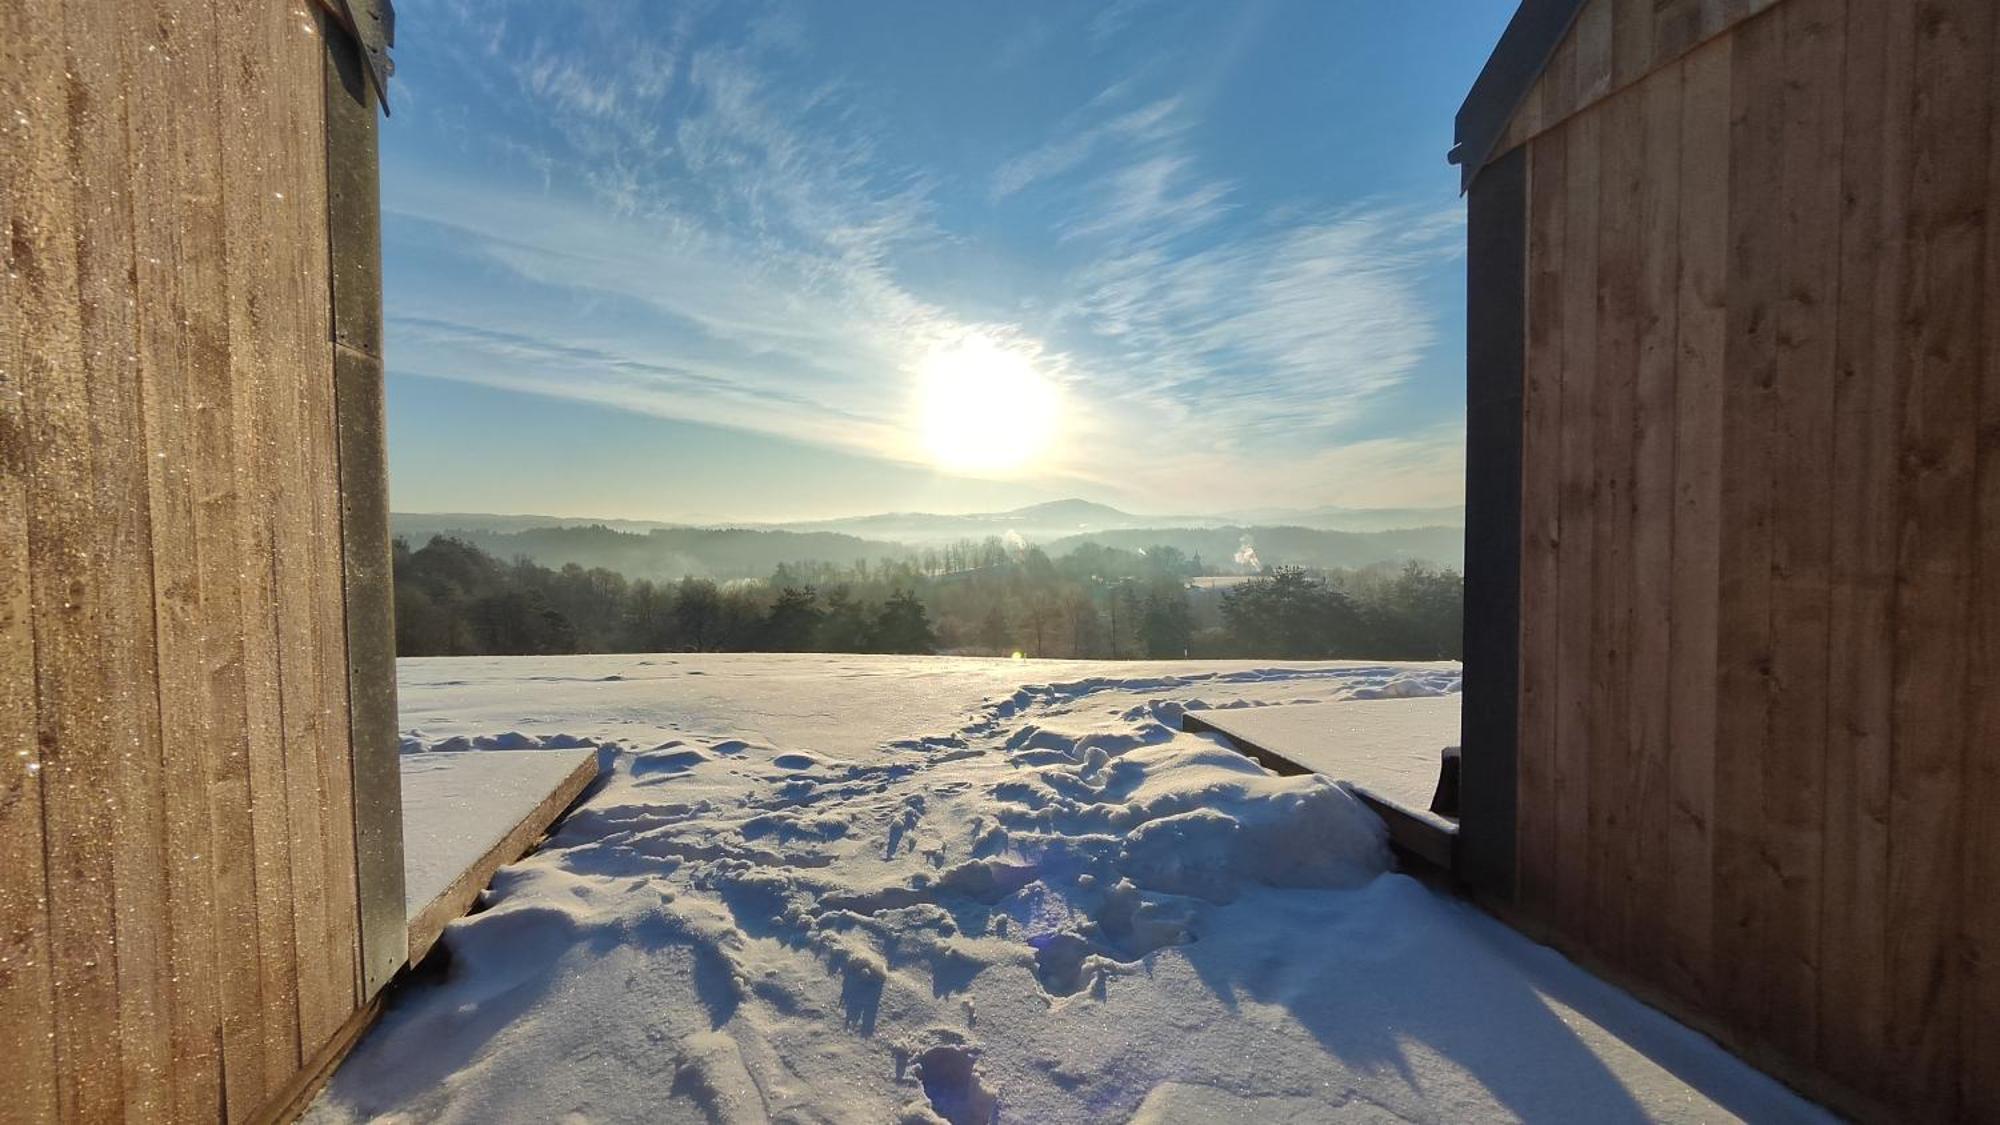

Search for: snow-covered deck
xmin=400 ymin=747 xmax=600 ymax=964
xmin=307 ymin=654 xmax=1829 ymax=1124
xmin=1181 ymin=696 xmax=1461 ymax=868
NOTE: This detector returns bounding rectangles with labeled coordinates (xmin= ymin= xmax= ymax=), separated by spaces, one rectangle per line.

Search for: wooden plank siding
xmin=1494 ymin=0 xmax=2000 ymax=1116
xmin=1495 ymin=0 xmax=1783 ymax=156
xmin=1 ymin=5 xmax=390 ymax=1122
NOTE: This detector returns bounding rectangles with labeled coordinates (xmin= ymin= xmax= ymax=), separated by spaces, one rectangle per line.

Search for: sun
xmin=915 ymin=335 xmax=1060 ymax=474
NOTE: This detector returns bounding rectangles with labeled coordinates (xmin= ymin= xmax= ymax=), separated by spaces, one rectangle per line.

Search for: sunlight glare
xmin=916 ymin=335 xmax=1059 ymax=474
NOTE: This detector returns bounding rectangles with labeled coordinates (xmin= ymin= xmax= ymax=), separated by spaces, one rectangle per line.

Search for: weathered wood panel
xmin=1552 ymin=108 xmax=1600 ymax=931
xmin=1495 ymin=0 xmax=1783 ymax=156
xmin=1817 ymin=0 xmax=1910 ymax=1086
xmin=0 ymin=1 xmax=62 ymax=1120
xmin=1515 ymin=128 xmax=1566 ymax=922
xmin=1504 ymin=0 xmax=2000 ymax=1116
xmin=1663 ymin=36 xmax=1728 ymax=1003
xmin=3 ymin=5 xmax=389 ymax=1122
xmin=1886 ymin=0 xmax=1989 ymax=1112
xmin=1967 ymin=6 xmax=2000 ymax=1115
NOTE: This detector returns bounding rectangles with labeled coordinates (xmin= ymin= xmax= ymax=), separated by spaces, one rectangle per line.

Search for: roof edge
xmin=1450 ymin=0 xmax=1588 ymax=194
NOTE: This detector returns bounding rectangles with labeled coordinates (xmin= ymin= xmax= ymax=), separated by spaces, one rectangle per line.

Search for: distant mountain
xmin=394 ymin=522 xmax=912 ymax=582
xmin=388 ymin=498 xmax=1465 ymax=577
xmin=766 ymin=498 xmax=1196 ymax=544
xmin=392 ymin=512 xmax=684 ymax=539
xmin=1219 ymin=504 xmax=1467 ymax=533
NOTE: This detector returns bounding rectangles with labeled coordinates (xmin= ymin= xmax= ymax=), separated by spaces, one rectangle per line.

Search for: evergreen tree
xmin=674 ymin=577 xmax=722 ymax=651
xmin=871 ymin=589 xmax=938 ymax=654
xmin=818 ymin=585 xmax=876 ymax=651
xmin=762 ymin=585 xmax=825 ymax=652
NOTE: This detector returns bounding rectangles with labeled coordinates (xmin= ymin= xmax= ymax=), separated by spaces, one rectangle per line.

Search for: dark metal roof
xmin=319 ymin=0 xmax=398 ymax=113
xmin=1448 ymin=0 xmax=1588 ymax=193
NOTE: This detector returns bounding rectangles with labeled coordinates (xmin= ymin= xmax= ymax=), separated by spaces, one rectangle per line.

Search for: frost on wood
xmin=308 ymin=655 xmax=1828 ymax=1124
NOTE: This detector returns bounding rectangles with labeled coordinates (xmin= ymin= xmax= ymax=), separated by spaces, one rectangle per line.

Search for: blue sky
xmin=380 ymin=0 xmax=1516 ymax=522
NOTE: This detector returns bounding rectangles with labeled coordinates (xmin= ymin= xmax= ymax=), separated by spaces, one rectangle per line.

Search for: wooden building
xmin=1455 ymin=0 xmax=1999 ymax=1118
xmin=2 ymin=2 xmax=404 ymax=1121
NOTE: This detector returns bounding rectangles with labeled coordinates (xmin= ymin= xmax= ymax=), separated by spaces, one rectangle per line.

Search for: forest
xmin=393 ymin=534 xmax=1463 ymax=663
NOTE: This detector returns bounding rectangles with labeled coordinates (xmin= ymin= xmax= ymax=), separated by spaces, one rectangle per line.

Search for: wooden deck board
xmin=1178 ymin=699 xmax=1460 ymax=871
xmin=401 ymin=750 xmax=602 ymax=966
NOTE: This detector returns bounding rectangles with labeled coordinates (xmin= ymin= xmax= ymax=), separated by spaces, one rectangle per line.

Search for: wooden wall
xmin=1498 ymin=0 xmax=1999 ymax=1117
xmin=1 ymin=3 xmax=391 ymax=1121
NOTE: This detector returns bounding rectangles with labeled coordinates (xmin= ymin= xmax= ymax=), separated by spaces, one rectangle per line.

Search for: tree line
xmin=392 ymin=534 xmax=1462 ymax=661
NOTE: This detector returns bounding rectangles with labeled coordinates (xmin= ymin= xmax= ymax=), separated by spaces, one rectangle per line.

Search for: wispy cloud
xmin=385 ymin=0 xmax=1468 ymax=510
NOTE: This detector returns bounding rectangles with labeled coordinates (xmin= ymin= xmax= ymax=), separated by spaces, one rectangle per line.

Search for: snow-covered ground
xmin=309 ymin=654 xmax=1829 ymax=1124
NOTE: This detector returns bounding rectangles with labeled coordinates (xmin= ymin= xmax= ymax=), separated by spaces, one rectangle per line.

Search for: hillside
xmin=394 ymin=498 xmax=1466 ymax=553
xmin=395 ymin=523 xmax=913 ymax=582
xmin=1046 ymin=524 xmax=1463 ymax=572
xmin=391 ymin=517 xmax=1462 ymax=582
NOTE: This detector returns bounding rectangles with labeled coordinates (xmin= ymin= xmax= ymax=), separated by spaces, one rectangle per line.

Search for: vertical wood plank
xmin=1654 ymin=0 xmax=1708 ymax=62
xmin=275 ymin=1 xmax=363 ymax=1053
xmin=1965 ymin=2 xmax=2000 ymax=1113
xmin=299 ymin=8 xmax=366 ymax=1046
xmin=218 ymin=0 xmax=303 ymax=1096
xmin=1712 ymin=8 xmax=1784 ymax=1045
xmin=1611 ymin=0 xmax=1657 ymax=91
xmin=1517 ymin=130 xmax=1567 ymax=918
xmin=1590 ymin=88 xmax=1643 ymax=964
xmin=65 ymin=3 xmax=181 ymax=1112
xmin=1626 ymin=65 xmax=1682 ymax=981
xmin=1666 ymin=37 xmax=1730 ymax=1005
xmin=167 ymin=0 xmax=269 ymax=1112
xmin=1575 ymin=0 xmax=1616 ymax=107
xmin=257 ymin=0 xmax=340 ymax=1057
xmin=0 ymin=0 xmax=61 ymax=1116
xmin=124 ymin=2 xmax=236 ymax=1117
xmin=1543 ymin=20 xmax=1582 ymax=133
xmin=1887 ymin=0 xmax=1992 ymax=1113
xmin=21 ymin=0 xmax=133 ymax=1113
xmin=1759 ymin=0 xmax=1847 ymax=1063
xmin=1553 ymin=109 xmax=1602 ymax=929
xmin=1818 ymin=0 xmax=1913 ymax=1088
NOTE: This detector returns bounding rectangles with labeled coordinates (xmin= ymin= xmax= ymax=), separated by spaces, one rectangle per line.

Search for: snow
xmin=310 ymin=653 xmax=1828 ymax=1124
xmin=1184 ymin=696 xmax=1461 ymax=818
xmin=400 ymin=749 xmax=598 ymax=918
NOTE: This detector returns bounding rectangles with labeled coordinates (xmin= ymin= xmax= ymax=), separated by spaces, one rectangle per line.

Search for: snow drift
xmin=310 ymin=656 xmax=1825 ymax=1124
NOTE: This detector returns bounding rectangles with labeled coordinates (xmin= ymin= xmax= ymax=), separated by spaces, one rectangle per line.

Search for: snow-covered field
xmin=309 ymin=654 xmax=1828 ymax=1124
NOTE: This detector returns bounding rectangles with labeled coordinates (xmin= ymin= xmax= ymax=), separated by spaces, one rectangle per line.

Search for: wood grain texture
xmin=1625 ymin=64 xmax=1681 ymax=981
xmin=20 ymin=0 xmax=128 ymax=1113
xmin=256 ymin=0 xmax=343 ymax=1055
xmin=1491 ymin=0 xmax=1798 ymax=161
xmin=1665 ymin=36 xmax=1729 ymax=1004
xmin=1965 ymin=5 xmax=2000 ymax=1115
xmin=9 ymin=4 xmax=387 ymax=1120
xmin=1516 ymin=129 xmax=1566 ymax=917
xmin=1710 ymin=8 xmax=1784 ymax=1046
xmin=1589 ymin=86 xmax=1642 ymax=963
xmin=1759 ymin=0 xmax=1845 ymax=1062
xmin=219 ymin=0 xmax=306 ymax=1093
xmin=292 ymin=10 xmax=365 ymax=1045
xmin=1500 ymin=0 xmax=1997 ymax=1115
xmin=1552 ymin=108 xmax=1601 ymax=930
xmin=66 ymin=0 xmax=177 ymax=1112
xmin=1817 ymin=0 xmax=1911 ymax=1088
xmin=0 ymin=0 xmax=61 ymax=1118
xmin=1885 ymin=0 xmax=1990 ymax=1113
xmin=124 ymin=2 xmax=230 ymax=1116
